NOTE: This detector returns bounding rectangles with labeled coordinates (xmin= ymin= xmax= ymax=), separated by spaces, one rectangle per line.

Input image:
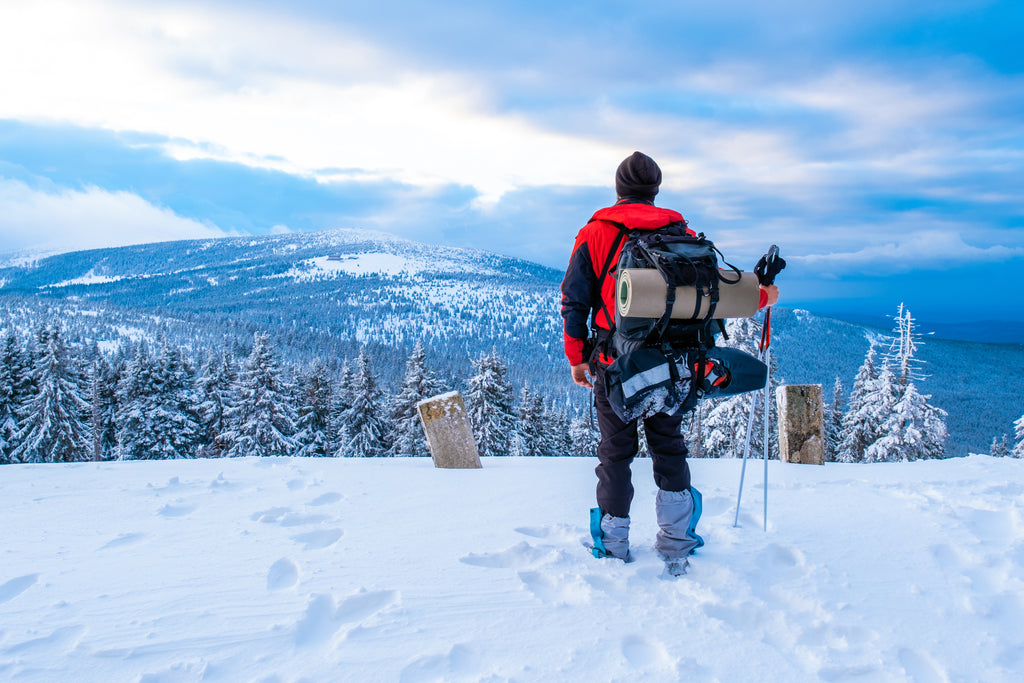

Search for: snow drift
xmin=2 ymin=455 xmax=1023 ymax=681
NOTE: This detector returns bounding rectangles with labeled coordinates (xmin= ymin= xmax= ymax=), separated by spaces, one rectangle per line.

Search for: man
xmin=560 ymin=151 xmax=779 ymax=575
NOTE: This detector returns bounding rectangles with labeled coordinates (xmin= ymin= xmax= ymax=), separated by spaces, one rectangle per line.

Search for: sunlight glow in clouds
xmin=0 ymin=0 xmax=620 ymax=203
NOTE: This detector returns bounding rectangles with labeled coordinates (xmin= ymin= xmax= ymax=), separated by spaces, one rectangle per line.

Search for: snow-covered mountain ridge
xmin=0 ymin=228 xmax=565 ymax=390
xmin=1 ymin=228 xmax=1022 ymax=456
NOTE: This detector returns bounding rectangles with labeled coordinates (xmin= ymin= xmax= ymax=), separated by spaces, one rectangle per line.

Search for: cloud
xmin=0 ymin=0 xmax=624 ymax=204
xmin=0 ymin=179 xmax=234 ymax=254
xmin=796 ymin=228 xmax=1024 ymax=275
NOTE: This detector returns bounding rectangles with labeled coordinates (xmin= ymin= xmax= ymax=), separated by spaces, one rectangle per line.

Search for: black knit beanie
xmin=615 ymin=151 xmax=661 ymax=200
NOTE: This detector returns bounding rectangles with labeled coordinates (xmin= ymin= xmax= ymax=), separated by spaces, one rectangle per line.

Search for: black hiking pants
xmin=593 ymin=370 xmax=691 ymax=519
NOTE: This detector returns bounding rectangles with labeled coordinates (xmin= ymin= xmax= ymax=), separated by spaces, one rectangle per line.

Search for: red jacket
xmin=560 ymin=200 xmax=692 ymax=366
xmin=560 ymin=200 xmax=769 ymax=366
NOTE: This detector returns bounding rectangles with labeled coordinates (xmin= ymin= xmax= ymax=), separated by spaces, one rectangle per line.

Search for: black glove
xmin=755 ymin=245 xmax=786 ymax=286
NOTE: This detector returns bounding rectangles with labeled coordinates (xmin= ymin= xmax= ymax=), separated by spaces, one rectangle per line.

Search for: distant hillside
xmin=2 ymin=228 xmax=1022 ymax=457
xmin=0 ymin=228 xmax=566 ymax=394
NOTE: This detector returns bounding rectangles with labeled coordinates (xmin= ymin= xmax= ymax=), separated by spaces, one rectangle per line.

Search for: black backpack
xmin=592 ymin=221 xmax=762 ymax=422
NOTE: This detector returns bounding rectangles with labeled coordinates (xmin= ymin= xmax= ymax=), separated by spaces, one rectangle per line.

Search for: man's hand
xmin=760 ymin=285 xmax=779 ymax=307
xmin=571 ymin=363 xmax=594 ymax=389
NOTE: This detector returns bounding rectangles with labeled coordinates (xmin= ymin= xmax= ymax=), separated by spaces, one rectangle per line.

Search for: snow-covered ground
xmin=2 ymin=455 xmax=1023 ymax=682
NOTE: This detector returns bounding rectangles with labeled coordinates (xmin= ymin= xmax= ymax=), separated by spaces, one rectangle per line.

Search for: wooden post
xmin=417 ymin=391 xmax=482 ymax=469
xmin=776 ymin=384 xmax=825 ymax=465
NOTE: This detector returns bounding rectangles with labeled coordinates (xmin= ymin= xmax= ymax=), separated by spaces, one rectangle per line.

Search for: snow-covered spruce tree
xmin=89 ymin=357 xmax=119 ymax=461
xmin=836 ymin=344 xmax=880 ymax=463
xmin=331 ymin=359 xmax=355 ymax=447
xmin=542 ymin=400 xmax=574 ymax=457
xmin=701 ymin=316 xmax=780 ymax=459
xmin=115 ymin=344 xmax=159 ymax=460
xmin=511 ymin=385 xmax=546 ymax=456
xmin=568 ymin=412 xmax=598 ymax=457
xmin=1012 ymin=414 xmax=1024 ymax=459
xmin=464 ymin=349 xmax=516 ymax=457
xmin=10 ymin=323 xmax=91 ymax=463
xmin=195 ymin=349 xmax=237 ymax=458
xmin=916 ymin=389 xmax=948 ymax=460
xmin=687 ymin=403 xmax=705 ymax=458
xmin=824 ymin=376 xmax=844 ymax=462
xmin=864 ymin=380 xmax=947 ymax=462
xmin=221 ymin=333 xmax=298 ymax=458
xmin=859 ymin=361 xmax=904 ymax=463
xmin=990 ymin=434 xmax=1010 ymax=457
xmin=294 ymin=360 xmax=335 ymax=458
xmin=336 ymin=347 xmax=391 ymax=457
xmin=116 ymin=343 xmax=201 ymax=460
xmin=0 ymin=334 xmax=18 ymax=463
xmin=387 ymin=339 xmax=439 ymax=457
xmin=151 ymin=344 xmax=203 ymax=459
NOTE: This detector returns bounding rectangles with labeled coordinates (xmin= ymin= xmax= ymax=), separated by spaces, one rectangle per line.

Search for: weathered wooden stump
xmin=417 ymin=391 xmax=482 ymax=469
xmin=776 ymin=384 xmax=825 ymax=465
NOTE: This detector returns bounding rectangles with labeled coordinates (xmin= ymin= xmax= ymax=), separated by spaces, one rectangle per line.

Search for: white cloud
xmin=0 ymin=0 xmax=623 ymax=203
xmin=797 ymin=228 xmax=1024 ymax=274
xmin=0 ymin=179 xmax=233 ymax=254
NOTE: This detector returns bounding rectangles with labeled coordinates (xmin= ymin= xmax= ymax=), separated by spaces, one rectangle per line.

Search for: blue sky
xmin=1 ymin=0 xmax=1022 ymax=324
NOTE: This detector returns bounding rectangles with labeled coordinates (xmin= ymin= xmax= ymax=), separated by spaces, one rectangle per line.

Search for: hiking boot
xmin=663 ymin=557 xmax=689 ymax=578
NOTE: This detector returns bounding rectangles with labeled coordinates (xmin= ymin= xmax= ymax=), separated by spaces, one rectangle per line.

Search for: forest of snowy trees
xmin=3 ymin=306 xmax=1022 ymax=465
xmin=0 ymin=323 xmax=596 ymax=464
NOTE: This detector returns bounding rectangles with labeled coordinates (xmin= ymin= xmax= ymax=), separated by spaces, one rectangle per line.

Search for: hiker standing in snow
xmin=560 ymin=151 xmax=779 ymax=574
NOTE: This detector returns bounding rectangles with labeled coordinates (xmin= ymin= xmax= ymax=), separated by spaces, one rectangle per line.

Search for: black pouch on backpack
xmin=604 ymin=347 xmax=697 ymax=423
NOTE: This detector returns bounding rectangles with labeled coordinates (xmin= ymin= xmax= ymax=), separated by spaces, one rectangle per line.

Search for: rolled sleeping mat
xmin=616 ymin=269 xmax=760 ymax=320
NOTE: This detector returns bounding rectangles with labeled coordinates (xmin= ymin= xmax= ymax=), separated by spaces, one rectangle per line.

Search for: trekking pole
xmin=761 ymin=312 xmax=772 ymax=532
xmin=733 ymin=246 xmax=785 ymax=530
xmin=733 ymin=382 xmax=760 ymax=527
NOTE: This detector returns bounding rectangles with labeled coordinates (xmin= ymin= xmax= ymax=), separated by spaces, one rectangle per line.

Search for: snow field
xmin=1 ymin=455 xmax=1023 ymax=682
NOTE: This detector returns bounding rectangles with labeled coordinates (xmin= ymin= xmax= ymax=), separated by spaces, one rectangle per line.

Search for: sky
xmin=1 ymin=0 xmax=1022 ymax=323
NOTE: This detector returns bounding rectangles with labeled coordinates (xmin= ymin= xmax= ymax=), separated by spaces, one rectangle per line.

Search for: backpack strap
xmin=588 ymin=219 xmax=632 ymax=344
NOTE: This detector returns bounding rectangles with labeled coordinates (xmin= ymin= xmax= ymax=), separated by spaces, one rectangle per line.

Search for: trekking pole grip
xmin=755 ymin=245 xmax=786 ymax=287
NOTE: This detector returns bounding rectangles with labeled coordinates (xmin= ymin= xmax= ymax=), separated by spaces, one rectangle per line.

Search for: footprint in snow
xmin=621 ymin=634 xmax=674 ymax=672
xmin=460 ymin=542 xmax=549 ymax=569
xmin=294 ymin=589 xmax=399 ymax=648
xmin=291 ymin=529 xmax=343 ymax=550
xmin=147 ymin=476 xmax=185 ymax=492
xmin=755 ymin=543 xmax=805 ymax=574
xmin=3 ymin=625 xmax=85 ymax=656
xmin=158 ymin=502 xmax=196 ymax=517
xmin=961 ymin=507 xmax=1019 ymax=544
xmin=278 ymin=513 xmax=331 ymax=527
xmin=267 ymin=558 xmax=300 ymax=591
xmin=208 ymin=472 xmax=233 ymax=489
xmin=308 ymin=492 xmax=343 ymax=506
xmin=251 ymin=507 xmax=292 ymax=523
xmin=0 ymin=574 xmax=39 ymax=605
xmin=399 ymin=643 xmax=481 ymax=683
xmin=518 ymin=570 xmax=592 ymax=606
xmin=99 ymin=532 xmax=146 ymax=550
